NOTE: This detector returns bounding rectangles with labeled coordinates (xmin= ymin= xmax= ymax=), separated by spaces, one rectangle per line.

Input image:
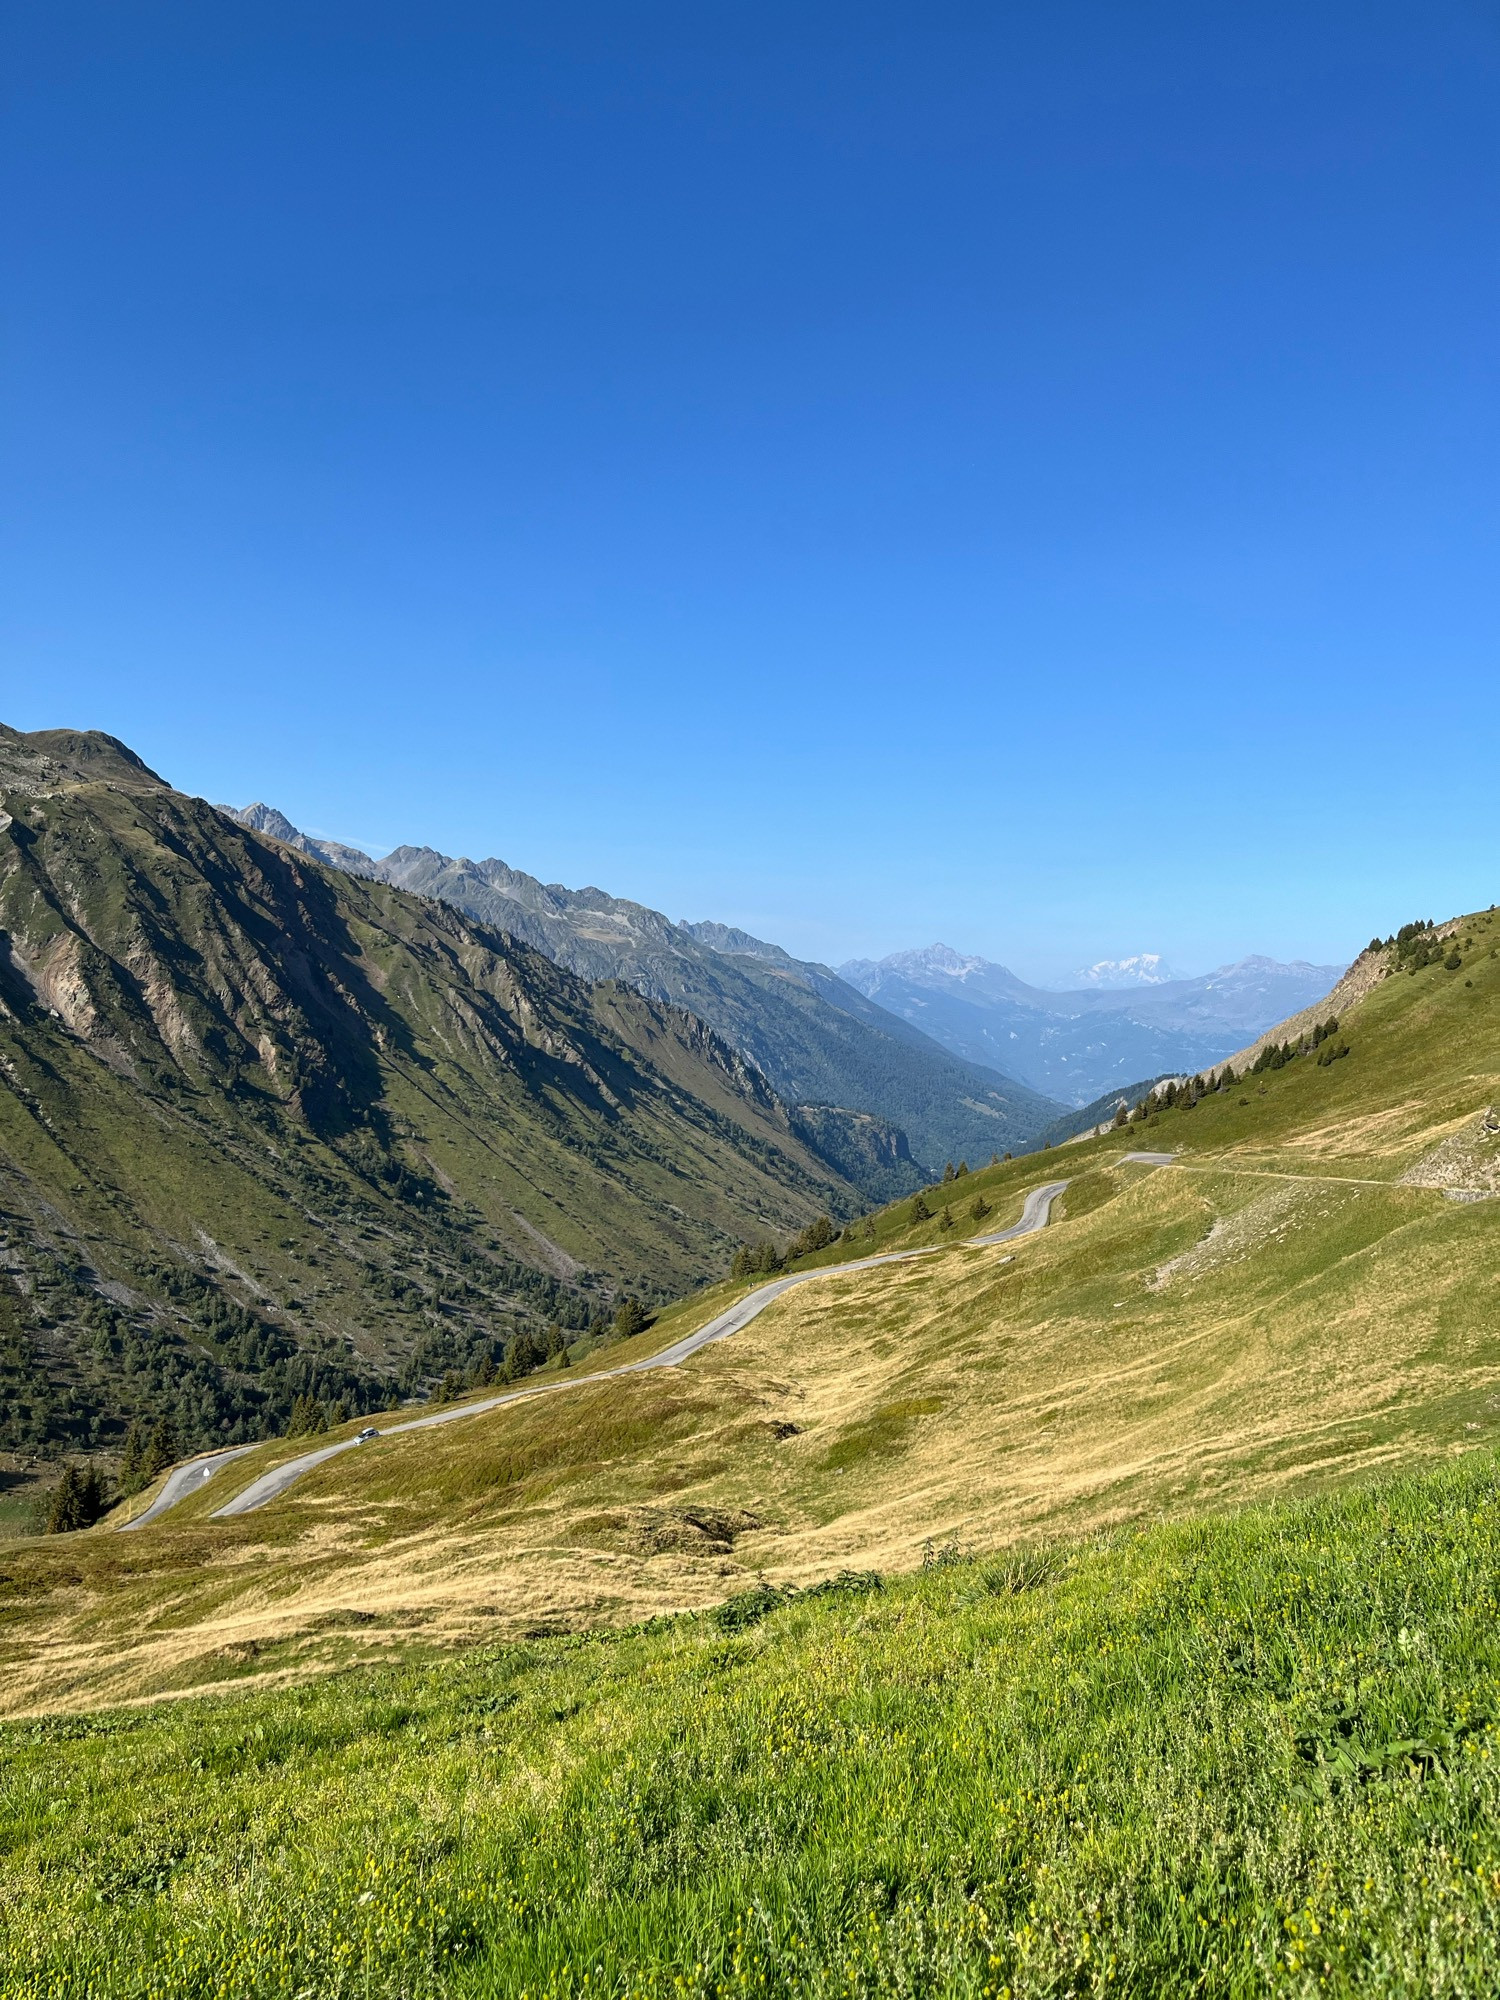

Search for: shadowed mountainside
xmin=0 ymin=725 xmax=864 ymax=1468
xmin=222 ymin=811 xmax=1062 ymax=1176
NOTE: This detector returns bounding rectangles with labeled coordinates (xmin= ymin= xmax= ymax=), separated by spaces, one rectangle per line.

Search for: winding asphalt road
xmin=118 ymin=1443 xmax=258 ymax=1531
xmin=127 ymin=1177 xmax=1073 ymax=1527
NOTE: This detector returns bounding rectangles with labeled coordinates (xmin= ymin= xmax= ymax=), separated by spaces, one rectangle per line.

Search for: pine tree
xmin=939 ymin=1205 xmax=954 ymax=1231
xmin=969 ymin=1193 xmax=991 ymax=1222
xmin=142 ymin=1417 xmax=177 ymax=1480
xmin=79 ymin=1466 xmax=107 ymax=1525
xmin=613 ymin=1297 xmax=649 ymax=1340
xmin=942 ymin=1161 xmax=956 ymax=1184
xmin=910 ymin=1193 xmax=931 ymax=1223
xmin=507 ymin=1330 xmax=544 ymax=1377
xmin=956 ymin=1160 xmax=969 ymax=1178
xmin=44 ymin=1467 xmax=86 ymax=1534
xmin=118 ymin=1420 xmax=147 ymax=1497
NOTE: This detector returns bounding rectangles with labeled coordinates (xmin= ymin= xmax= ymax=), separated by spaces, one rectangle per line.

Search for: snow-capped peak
xmin=1074 ymin=953 xmax=1180 ymax=989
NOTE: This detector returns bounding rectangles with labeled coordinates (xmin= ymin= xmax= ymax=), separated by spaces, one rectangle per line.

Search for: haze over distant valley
xmin=838 ymin=945 xmax=1346 ymax=1104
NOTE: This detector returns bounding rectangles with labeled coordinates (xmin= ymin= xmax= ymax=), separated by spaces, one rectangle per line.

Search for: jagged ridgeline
xmin=0 ymin=725 xmax=862 ymax=1460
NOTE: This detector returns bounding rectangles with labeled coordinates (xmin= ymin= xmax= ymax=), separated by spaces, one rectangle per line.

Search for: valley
xmin=5 ymin=909 xmax=1499 ymax=1722
xmin=3 ymin=726 xmax=1496 ymax=1999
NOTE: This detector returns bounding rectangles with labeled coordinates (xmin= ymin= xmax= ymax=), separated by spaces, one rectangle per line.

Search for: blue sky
xmin=5 ymin=2 xmax=1497 ymax=982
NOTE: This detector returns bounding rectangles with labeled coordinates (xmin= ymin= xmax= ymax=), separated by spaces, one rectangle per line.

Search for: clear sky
xmin=5 ymin=3 xmax=1498 ymax=982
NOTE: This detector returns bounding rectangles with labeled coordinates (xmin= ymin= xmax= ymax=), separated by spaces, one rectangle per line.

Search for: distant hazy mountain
xmin=1074 ymin=953 xmax=1179 ymax=988
xmin=837 ymin=944 xmax=1347 ymax=1106
xmin=219 ymin=817 xmax=1063 ymax=1180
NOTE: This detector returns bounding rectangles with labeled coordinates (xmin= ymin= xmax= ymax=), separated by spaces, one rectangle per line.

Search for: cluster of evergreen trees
xmin=42 ymin=1463 xmax=110 ymax=1533
xmin=1381 ymin=915 xmax=1493 ymax=977
xmin=909 ymin=1168 xmax=993 ymax=1232
xmin=729 ymin=1215 xmax=838 ymax=1280
xmin=428 ymin=1320 xmax=580 ymax=1404
xmin=1107 ymin=1013 xmax=1351 ymax=1127
xmin=1250 ymin=1016 xmax=1347 ymax=1075
xmin=117 ymin=1417 xmax=182 ymax=1496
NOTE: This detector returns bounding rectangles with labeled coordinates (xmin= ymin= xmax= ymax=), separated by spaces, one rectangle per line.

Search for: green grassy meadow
xmin=8 ymin=1452 xmax=1500 ymax=1996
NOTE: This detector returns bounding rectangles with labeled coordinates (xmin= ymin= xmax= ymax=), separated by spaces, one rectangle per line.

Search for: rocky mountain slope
xmin=839 ymin=943 xmax=1346 ymax=1103
xmin=224 ymin=811 xmax=1062 ymax=1174
xmin=0 ymin=725 xmax=865 ymax=1466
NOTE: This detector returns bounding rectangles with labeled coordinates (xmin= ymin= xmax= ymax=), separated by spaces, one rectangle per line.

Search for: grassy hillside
xmin=3 ymin=909 xmax=1498 ymax=1713
xmin=0 ymin=725 xmax=858 ymax=1486
xmin=6 ymin=1452 xmax=1500 ymax=1996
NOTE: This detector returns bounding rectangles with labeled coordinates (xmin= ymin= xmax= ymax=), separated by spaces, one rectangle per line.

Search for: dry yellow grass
xmin=7 ymin=914 xmax=1500 ymax=1712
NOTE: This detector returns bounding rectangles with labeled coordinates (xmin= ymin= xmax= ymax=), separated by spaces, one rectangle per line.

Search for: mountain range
xmin=227 ymin=804 xmax=1344 ymax=1145
xmin=837 ymin=943 xmax=1346 ymax=1104
xmin=0 ymin=726 xmax=880 ymax=1462
xmin=227 ymin=807 xmax=1062 ymax=1175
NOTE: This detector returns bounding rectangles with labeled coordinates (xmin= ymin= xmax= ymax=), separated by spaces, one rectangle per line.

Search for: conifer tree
xmin=910 ymin=1193 xmax=931 ymax=1223
xmin=44 ymin=1466 xmax=86 ymax=1534
xmin=613 ymin=1297 xmax=649 ymax=1340
xmin=142 ymin=1417 xmax=177 ymax=1480
xmin=43 ymin=1465 xmax=108 ymax=1533
xmin=118 ymin=1420 xmax=147 ymax=1496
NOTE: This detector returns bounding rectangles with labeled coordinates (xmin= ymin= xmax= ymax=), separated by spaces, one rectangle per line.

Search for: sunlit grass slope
xmin=8 ymin=1453 xmax=1500 ymax=1997
xmin=5 ymin=916 xmax=1500 ymax=1713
